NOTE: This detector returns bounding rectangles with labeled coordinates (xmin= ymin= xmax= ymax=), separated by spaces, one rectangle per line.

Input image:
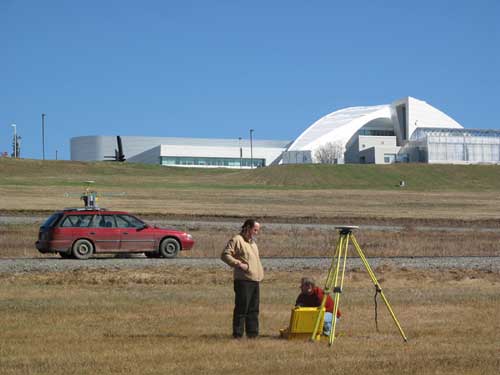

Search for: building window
xmin=384 ymin=154 xmax=396 ymax=164
xmin=160 ymin=156 xmax=265 ymax=168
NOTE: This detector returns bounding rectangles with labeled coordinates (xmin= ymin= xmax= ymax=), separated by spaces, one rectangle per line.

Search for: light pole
xmin=249 ymin=129 xmax=254 ymax=169
xmin=42 ymin=113 xmax=46 ymax=160
xmin=238 ymin=137 xmax=242 ymax=169
xmin=11 ymin=124 xmax=17 ymax=158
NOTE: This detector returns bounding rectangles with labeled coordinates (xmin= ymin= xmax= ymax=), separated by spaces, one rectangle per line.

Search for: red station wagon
xmin=35 ymin=208 xmax=195 ymax=259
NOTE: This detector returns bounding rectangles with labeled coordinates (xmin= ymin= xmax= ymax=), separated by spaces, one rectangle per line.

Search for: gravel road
xmin=0 ymin=256 xmax=498 ymax=274
xmin=2 ymin=215 xmax=500 ymax=233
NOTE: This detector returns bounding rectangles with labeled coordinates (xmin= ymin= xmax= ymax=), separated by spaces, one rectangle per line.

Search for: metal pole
xmin=11 ymin=124 xmax=17 ymax=158
xmin=42 ymin=113 xmax=46 ymax=160
xmin=55 ymin=150 xmax=58 ymax=160
xmin=250 ymin=129 xmax=254 ymax=169
xmin=238 ymin=137 xmax=242 ymax=169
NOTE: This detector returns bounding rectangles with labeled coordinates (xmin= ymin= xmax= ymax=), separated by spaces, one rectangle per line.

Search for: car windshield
xmin=41 ymin=213 xmax=63 ymax=228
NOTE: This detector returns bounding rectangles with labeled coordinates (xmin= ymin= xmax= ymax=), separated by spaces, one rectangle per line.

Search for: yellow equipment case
xmin=280 ymin=307 xmax=325 ymax=341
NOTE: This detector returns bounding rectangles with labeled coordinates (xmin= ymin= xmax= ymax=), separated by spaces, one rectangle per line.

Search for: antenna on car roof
xmin=64 ymin=181 xmax=125 ymax=209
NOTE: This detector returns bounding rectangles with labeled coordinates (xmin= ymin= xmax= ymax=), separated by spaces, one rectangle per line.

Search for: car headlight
xmin=184 ymin=233 xmax=193 ymax=240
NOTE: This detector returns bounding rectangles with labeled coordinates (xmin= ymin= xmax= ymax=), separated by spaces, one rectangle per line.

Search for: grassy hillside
xmin=1 ymin=158 xmax=500 ymax=191
xmin=2 ymin=158 xmax=500 ymax=220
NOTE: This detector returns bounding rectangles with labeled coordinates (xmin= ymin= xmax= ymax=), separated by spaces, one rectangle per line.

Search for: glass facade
xmin=409 ymin=128 xmax=500 ymax=163
xmin=160 ymin=156 xmax=265 ymax=168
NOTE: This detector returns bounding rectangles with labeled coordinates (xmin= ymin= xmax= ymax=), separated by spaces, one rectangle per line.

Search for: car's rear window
xmin=41 ymin=213 xmax=63 ymax=228
xmin=60 ymin=214 xmax=94 ymax=228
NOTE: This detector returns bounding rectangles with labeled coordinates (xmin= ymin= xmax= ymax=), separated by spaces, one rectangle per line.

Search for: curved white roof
xmin=288 ymin=97 xmax=463 ymax=159
xmin=288 ymin=104 xmax=391 ymax=151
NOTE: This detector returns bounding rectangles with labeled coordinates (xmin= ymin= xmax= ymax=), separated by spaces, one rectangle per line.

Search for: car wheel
xmin=59 ymin=252 xmax=73 ymax=259
xmin=72 ymin=239 xmax=94 ymax=260
xmin=159 ymin=238 xmax=180 ymax=259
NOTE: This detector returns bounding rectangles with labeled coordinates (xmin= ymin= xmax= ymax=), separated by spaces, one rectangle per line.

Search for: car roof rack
xmin=63 ymin=207 xmax=108 ymax=212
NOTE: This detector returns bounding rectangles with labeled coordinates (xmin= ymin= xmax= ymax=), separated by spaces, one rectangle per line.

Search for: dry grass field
xmin=1 ymin=266 xmax=499 ymax=375
xmin=1 ymin=159 xmax=499 ymax=374
xmin=2 ymin=221 xmax=499 ymax=259
xmin=1 ymin=158 xmax=500 ymax=223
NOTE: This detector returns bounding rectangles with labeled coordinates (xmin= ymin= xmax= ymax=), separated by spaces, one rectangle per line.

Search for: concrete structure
xmin=70 ymin=136 xmax=290 ymax=168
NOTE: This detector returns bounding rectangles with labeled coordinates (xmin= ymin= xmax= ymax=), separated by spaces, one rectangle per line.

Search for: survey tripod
xmin=311 ymin=226 xmax=408 ymax=346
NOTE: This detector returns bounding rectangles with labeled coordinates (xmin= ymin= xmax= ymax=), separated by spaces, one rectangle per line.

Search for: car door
xmin=87 ymin=214 xmax=121 ymax=252
xmin=115 ymin=214 xmax=156 ymax=252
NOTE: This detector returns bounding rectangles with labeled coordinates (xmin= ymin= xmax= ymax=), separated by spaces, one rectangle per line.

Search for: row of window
xmin=59 ymin=214 xmax=144 ymax=229
xmin=161 ymin=156 xmax=265 ymax=167
xmin=359 ymin=129 xmax=395 ymax=136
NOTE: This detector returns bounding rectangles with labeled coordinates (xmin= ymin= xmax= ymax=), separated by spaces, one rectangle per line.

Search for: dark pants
xmin=233 ymin=279 xmax=260 ymax=338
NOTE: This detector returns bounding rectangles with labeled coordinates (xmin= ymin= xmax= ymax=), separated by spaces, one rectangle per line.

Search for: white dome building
xmin=283 ymin=96 xmax=464 ymax=164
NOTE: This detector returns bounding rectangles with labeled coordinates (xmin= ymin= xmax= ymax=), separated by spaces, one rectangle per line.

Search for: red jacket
xmin=296 ymin=287 xmax=341 ymax=318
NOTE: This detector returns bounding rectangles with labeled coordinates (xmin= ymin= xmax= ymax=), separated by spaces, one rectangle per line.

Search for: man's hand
xmin=236 ymin=261 xmax=249 ymax=271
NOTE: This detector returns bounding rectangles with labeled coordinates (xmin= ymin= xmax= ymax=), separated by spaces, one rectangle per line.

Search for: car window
xmin=77 ymin=215 xmax=94 ymax=227
xmin=94 ymin=215 xmax=116 ymax=228
xmin=116 ymin=214 xmax=145 ymax=228
xmin=59 ymin=214 xmax=94 ymax=228
xmin=60 ymin=215 xmax=79 ymax=228
xmin=42 ymin=213 xmax=63 ymax=228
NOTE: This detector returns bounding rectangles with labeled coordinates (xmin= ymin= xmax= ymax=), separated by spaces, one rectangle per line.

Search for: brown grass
xmin=0 ymin=266 xmax=499 ymax=374
xmin=2 ymin=222 xmax=499 ymax=258
xmin=3 ymin=185 xmax=500 ymax=223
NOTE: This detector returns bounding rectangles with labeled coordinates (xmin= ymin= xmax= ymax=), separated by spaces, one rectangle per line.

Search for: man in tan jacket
xmin=221 ymin=219 xmax=264 ymax=338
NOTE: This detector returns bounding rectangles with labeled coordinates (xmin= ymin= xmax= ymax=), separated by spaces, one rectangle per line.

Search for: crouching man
xmin=296 ymin=277 xmax=341 ymax=336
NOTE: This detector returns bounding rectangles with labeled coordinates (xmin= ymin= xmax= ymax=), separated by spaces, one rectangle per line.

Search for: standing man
xmin=221 ymin=219 xmax=264 ymax=339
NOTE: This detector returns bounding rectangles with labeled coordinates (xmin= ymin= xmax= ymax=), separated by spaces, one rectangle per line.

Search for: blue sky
xmin=1 ymin=0 xmax=499 ymax=160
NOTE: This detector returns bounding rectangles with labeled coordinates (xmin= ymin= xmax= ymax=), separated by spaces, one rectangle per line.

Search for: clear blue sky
xmin=1 ymin=0 xmax=499 ymax=160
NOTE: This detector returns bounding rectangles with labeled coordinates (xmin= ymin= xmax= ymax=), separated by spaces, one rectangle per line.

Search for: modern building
xmin=283 ymin=96 xmax=473 ymax=164
xmin=70 ymin=96 xmax=500 ymax=167
xmin=70 ymin=136 xmax=291 ymax=168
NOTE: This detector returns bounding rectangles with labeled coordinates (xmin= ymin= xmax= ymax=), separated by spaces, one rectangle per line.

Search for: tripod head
xmin=335 ymin=225 xmax=359 ymax=235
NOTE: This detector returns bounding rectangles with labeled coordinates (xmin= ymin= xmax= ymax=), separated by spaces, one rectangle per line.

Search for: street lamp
xmin=42 ymin=113 xmax=46 ymax=160
xmin=238 ymin=137 xmax=242 ymax=169
xmin=11 ymin=124 xmax=17 ymax=158
xmin=249 ymin=129 xmax=254 ymax=169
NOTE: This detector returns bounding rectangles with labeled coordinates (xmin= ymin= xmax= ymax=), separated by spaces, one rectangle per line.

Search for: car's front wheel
xmin=72 ymin=239 xmax=94 ymax=260
xmin=159 ymin=238 xmax=180 ymax=259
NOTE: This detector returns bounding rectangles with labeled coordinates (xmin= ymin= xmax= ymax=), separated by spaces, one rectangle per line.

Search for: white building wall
xmin=71 ymin=136 xmax=290 ymax=167
xmin=158 ymin=144 xmax=285 ymax=167
xmin=126 ymin=146 xmax=161 ymax=164
xmin=391 ymin=97 xmax=463 ymax=144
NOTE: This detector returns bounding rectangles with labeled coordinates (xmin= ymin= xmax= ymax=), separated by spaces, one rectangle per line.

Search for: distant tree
xmin=314 ymin=141 xmax=344 ymax=164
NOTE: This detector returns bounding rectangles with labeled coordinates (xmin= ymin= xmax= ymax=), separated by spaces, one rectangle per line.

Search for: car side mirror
xmin=137 ymin=223 xmax=148 ymax=231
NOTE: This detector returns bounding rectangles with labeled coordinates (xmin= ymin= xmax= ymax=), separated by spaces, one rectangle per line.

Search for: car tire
xmin=159 ymin=238 xmax=180 ymax=259
xmin=59 ymin=252 xmax=73 ymax=259
xmin=72 ymin=239 xmax=94 ymax=260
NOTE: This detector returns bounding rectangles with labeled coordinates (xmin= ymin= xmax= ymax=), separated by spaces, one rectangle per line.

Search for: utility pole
xmin=238 ymin=137 xmax=242 ymax=169
xmin=11 ymin=124 xmax=17 ymax=158
xmin=42 ymin=113 xmax=46 ymax=160
xmin=250 ymin=129 xmax=254 ymax=169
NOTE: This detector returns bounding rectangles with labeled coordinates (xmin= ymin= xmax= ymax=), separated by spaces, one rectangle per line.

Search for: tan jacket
xmin=221 ymin=234 xmax=264 ymax=282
